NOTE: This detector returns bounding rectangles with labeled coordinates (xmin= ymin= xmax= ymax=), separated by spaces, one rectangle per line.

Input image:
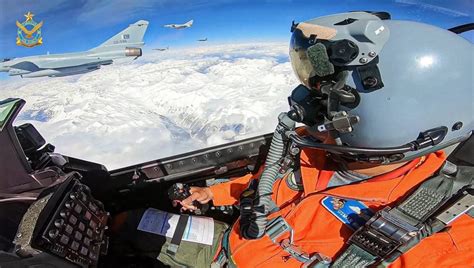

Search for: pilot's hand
xmin=177 ymin=187 xmax=213 ymax=211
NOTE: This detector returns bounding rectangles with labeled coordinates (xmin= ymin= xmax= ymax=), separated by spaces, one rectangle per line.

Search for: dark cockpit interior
xmin=0 ymin=98 xmax=272 ymax=267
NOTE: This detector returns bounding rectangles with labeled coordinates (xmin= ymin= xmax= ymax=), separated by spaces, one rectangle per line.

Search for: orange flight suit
xmin=209 ymin=149 xmax=474 ymax=267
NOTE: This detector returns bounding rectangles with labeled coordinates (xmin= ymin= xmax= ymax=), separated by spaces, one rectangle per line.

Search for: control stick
xmin=167 ymin=183 xmax=208 ymax=215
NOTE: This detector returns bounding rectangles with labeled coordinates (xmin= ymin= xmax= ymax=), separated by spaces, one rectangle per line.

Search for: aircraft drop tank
xmin=20 ymin=69 xmax=62 ymax=78
xmin=20 ymin=65 xmax=101 ymax=78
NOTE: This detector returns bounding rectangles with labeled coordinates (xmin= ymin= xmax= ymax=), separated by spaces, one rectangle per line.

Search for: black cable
xmin=289 ymin=134 xmax=414 ymax=155
xmin=448 ymin=23 xmax=474 ymax=34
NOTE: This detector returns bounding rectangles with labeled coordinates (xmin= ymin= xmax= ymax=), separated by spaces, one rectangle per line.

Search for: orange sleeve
xmin=209 ymin=167 xmax=264 ymax=206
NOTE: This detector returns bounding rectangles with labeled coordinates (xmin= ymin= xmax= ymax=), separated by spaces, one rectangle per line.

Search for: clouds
xmin=0 ymin=0 xmax=71 ymax=28
xmin=75 ymin=0 xmax=162 ymax=27
xmin=0 ymin=0 xmax=239 ymax=29
xmin=394 ymin=0 xmax=471 ymax=18
xmin=0 ymin=42 xmax=298 ymax=169
xmin=72 ymin=0 xmax=245 ymax=27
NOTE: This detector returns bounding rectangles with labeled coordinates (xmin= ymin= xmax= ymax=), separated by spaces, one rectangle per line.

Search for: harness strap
xmin=266 ymin=216 xmax=331 ymax=267
xmin=166 ymin=214 xmax=189 ymax=255
xmin=216 ymin=162 xmax=472 ymax=267
xmin=332 ymin=163 xmax=474 ymax=267
xmin=211 ymin=229 xmax=237 ymax=268
xmin=333 ymin=244 xmax=376 ymax=268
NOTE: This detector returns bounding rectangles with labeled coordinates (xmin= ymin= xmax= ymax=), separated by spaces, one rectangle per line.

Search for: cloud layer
xmin=0 ymin=42 xmax=298 ymax=169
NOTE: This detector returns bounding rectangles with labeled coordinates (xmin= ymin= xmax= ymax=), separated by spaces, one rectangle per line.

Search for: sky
xmin=0 ymin=0 xmax=472 ymax=168
xmin=0 ymin=0 xmax=472 ymax=59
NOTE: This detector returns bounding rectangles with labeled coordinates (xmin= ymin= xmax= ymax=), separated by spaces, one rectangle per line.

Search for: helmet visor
xmin=289 ymin=23 xmax=337 ymax=89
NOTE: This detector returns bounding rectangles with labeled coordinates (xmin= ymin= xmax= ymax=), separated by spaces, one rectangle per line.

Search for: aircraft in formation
xmin=163 ymin=20 xmax=193 ymax=29
xmin=0 ymin=20 xmax=149 ymax=78
xmin=152 ymin=47 xmax=169 ymax=51
xmin=1 ymin=18 xmax=199 ymax=78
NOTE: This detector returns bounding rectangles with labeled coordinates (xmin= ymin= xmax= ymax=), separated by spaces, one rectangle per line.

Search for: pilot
xmin=112 ymin=12 xmax=473 ymax=267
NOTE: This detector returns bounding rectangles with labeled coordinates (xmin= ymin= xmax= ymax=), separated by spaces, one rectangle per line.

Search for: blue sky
xmin=0 ymin=0 xmax=472 ymax=59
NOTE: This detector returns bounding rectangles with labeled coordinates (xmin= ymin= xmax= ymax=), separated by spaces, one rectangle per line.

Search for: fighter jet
xmin=197 ymin=38 xmax=207 ymax=42
xmin=0 ymin=20 xmax=149 ymax=78
xmin=163 ymin=20 xmax=193 ymax=29
xmin=153 ymin=47 xmax=169 ymax=51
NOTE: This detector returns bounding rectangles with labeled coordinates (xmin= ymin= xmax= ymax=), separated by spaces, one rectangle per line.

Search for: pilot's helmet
xmin=288 ymin=11 xmax=473 ymax=163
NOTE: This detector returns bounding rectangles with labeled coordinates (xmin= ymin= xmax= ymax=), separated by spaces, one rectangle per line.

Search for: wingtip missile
xmin=133 ymin=20 xmax=149 ymax=26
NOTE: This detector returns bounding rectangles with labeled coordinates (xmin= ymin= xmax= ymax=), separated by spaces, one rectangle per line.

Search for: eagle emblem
xmin=16 ymin=12 xmax=43 ymax=48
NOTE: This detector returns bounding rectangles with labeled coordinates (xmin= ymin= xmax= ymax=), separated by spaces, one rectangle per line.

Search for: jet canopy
xmin=0 ymin=98 xmax=22 ymax=132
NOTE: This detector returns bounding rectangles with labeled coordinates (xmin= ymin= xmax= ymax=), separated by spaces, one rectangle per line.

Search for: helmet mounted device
xmin=287 ymin=11 xmax=462 ymax=164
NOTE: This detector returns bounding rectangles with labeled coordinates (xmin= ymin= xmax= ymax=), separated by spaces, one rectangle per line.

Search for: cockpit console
xmin=14 ymin=172 xmax=109 ymax=267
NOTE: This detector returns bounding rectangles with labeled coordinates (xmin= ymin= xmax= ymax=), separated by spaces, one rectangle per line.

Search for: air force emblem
xmin=16 ymin=12 xmax=43 ymax=48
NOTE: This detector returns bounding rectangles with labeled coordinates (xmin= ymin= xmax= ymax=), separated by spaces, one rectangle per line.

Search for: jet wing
xmin=8 ymin=61 xmax=41 ymax=73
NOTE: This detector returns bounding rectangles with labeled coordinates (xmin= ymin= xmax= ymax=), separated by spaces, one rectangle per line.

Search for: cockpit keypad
xmin=32 ymin=175 xmax=109 ymax=267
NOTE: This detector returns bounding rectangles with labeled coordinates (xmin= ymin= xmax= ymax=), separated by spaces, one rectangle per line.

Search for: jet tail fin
xmin=185 ymin=20 xmax=194 ymax=27
xmin=91 ymin=20 xmax=149 ymax=51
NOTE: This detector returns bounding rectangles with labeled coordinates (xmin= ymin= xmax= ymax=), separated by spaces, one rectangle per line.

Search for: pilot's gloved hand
xmin=176 ymin=187 xmax=213 ymax=211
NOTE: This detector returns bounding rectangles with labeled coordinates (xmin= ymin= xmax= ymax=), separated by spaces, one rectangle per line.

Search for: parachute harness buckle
xmin=266 ymin=216 xmax=331 ymax=267
xmin=348 ymin=207 xmax=421 ymax=259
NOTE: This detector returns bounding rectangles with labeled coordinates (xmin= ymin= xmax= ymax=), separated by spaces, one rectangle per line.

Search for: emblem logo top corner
xmin=16 ymin=11 xmax=43 ymax=48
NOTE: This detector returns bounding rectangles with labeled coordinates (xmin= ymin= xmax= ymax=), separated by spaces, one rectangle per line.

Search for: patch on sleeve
xmin=321 ymin=196 xmax=374 ymax=230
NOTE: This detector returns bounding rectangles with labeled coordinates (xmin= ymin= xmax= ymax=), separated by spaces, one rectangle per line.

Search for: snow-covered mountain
xmin=0 ymin=42 xmax=298 ymax=169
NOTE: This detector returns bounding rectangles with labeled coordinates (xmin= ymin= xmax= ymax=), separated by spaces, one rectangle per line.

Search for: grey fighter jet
xmin=163 ymin=20 xmax=193 ymax=29
xmin=153 ymin=47 xmax=169 ymax=51
xmin=197 ymin=38 xmax=207 ymax=42
xmin=0 ymin=20 xmax=149 ymax=78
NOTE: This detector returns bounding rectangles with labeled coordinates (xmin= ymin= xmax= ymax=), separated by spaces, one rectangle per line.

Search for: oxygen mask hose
xmin=241 ymin=112 xmax=296 ymax=239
